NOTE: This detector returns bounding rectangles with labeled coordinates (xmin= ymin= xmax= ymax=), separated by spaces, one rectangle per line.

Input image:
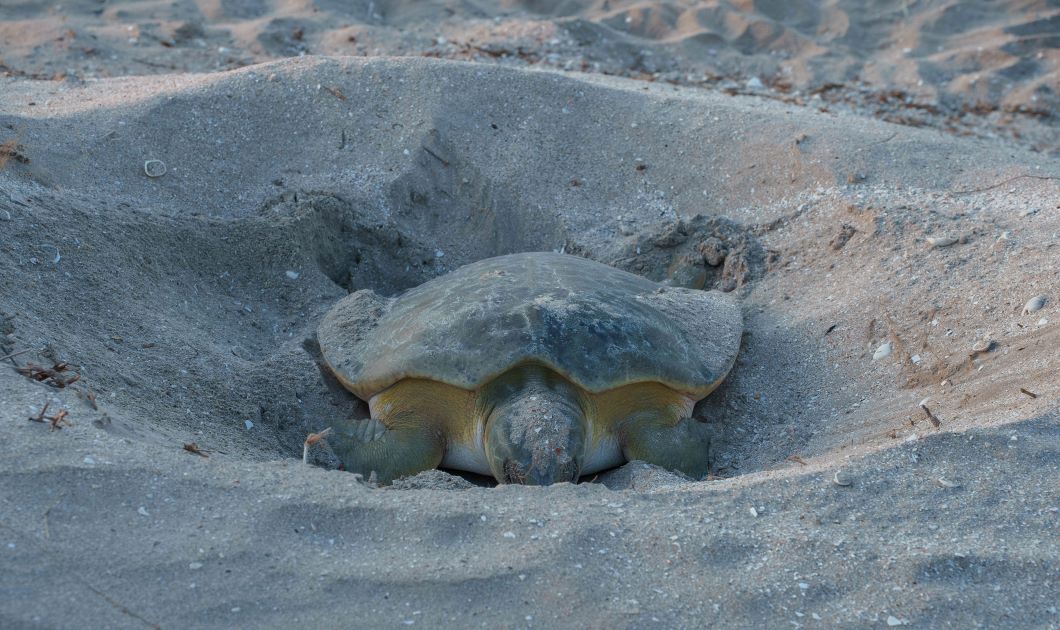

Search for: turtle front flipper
xmin=617 ymin=413 xmax=713 ymax=480
xmin=329 ymin=417 xmax=444 ymax=484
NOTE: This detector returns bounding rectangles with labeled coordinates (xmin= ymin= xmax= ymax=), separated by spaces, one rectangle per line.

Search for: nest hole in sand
xmin=3 ymin=121 xmax=823 ymax=492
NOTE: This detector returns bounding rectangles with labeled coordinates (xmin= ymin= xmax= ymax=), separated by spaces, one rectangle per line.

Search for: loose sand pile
xmin=1 ymin=2 xmax=1058 ymax=628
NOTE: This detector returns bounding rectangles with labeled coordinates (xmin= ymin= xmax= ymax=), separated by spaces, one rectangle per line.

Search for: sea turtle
xmin=317 ymin=252 xmax=742 ymax=485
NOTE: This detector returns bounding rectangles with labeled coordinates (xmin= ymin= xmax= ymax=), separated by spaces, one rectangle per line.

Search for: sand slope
xmin=2 ymin=0 xmax=1057 ymax=151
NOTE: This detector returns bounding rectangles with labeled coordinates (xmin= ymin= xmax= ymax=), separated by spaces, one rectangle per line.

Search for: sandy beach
xmin=1 ymin=1 xmax=1057 ymax=628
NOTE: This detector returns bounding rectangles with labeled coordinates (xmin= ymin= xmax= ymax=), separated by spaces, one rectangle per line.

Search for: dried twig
xmin=952 ymin=174 xmax=1060 ymax=195
xmin=786 ymin=455 xmax=808 ymax=466
xmin=47 ymin=409 xmax=71 ymax=431
xmin=182 ymin=442 xmax=210 ymax=457
xmin=322 ymin=85 xmax=347 ymax=101
xmin=918 ymin=402 xmax=942 ymax=429
xmin=303 ymin=427 xmax=333 ymax=464
xmin=0 ymin=347 xmax=37 ymax=362
xmin=30 ymin=404 xmax=72 ymax=430
xmin=28 ymin=402 xmax=49 ymax=423
xmin=1019 ymin=388 xmax=1038 ymax=399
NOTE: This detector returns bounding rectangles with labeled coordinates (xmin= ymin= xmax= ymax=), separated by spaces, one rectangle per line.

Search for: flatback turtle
xmin=317 ymin=252 xmax=742 ymax=485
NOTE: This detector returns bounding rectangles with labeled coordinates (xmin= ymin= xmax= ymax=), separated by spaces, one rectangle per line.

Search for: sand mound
xmin=2 ymin=1 xmax=1056 ymax=152
xmin=0 ymin=57 xmax=1057 ymax=627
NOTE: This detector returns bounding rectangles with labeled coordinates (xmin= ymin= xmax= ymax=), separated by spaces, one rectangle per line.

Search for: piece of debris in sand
xmin=0 ymin=139 xmax=30 ymax=169
xmin=143 ymin=159 xmax=166 ymax=177
xmin=872 ymin=341 xmax=893 ymax=361
xmin=143 ymin=159 xmax=165 ymax=176
xmin=1019 ymin=388 xmax=1038 ymax=399
xmin=0 ymin=347 xmax=37 ymax=362
xmin=29 ymin=403 xmax=72 ymax=431
xmin=969 ymin=338 xmax=995 ymax=356
xmin=303 ymin=427 xmax=333 ymax=464
xmin=918 ymin=399 xmax=942 ymax=429
xmin=15 ymin=361 xmax=81 ymax=388
xmin=74 ymin=387 xmax=98 ymax=410
xmin=1021 ymin=295 xmax=1046 ymax=315
xmin=183 ymin=442 xmax=210 ymax=457
xmin=832 ymin=470 xmax=853 ymax=487
xmin=829 ymin=224 xmax=856 ymax=251
xmin=926 ymin=235 xmax=957 ymax=248
xmin=787 ymin=455 xmax=808 ymax=466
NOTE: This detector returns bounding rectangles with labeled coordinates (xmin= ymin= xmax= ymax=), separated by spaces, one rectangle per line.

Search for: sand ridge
xmin=1 ymin=0 xmax=1056 ymax=151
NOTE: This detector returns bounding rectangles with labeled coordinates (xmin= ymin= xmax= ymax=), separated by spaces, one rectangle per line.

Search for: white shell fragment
xmin=1022 ymin=295 xmax=1046 ymax=315
xmin=926 ymin=235 xmax=957 ymax=248
xmin=144 ymin=159 xmax=167 ymax=177
xmin=833 ymin=470 xmax=853 ymax=487
xmin=872 ymin=341 xmax=893 ymax=361
xmin=937 ymin=477 xmax=961 ymax=488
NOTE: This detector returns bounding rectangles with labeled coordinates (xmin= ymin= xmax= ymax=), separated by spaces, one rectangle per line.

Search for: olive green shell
xmin=318 ymin=252 xmax=742 ymax=401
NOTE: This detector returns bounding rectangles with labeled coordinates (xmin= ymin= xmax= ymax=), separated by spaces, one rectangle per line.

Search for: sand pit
xmin=0 ymin=6 xmax=1057 ymax=629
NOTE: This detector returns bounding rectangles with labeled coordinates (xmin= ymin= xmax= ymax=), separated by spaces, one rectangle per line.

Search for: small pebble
xmin=833 ymin=470 xmax=853 ymax=487
xmin=144 ymin=159 xmax=166 ymax=177
xmin=137 ymin=506 xmax=150 ymax=516
xmin=244 ymin=420 xmax=254 ymax=430
xmin=886 ymin=616 xmax=905 ymax=626
xmin=1022 ymin=295 xmax=1046 ymax=315
xmin=970 ymin=339 xmax=993 ymax=354
xmin=1038 ymin=317 xmax=1048 ymax=326
xmin=189 ymin=562 xmax=203 ymax=570
xmin=926 ymin=235 xmax=957 ymax=248
xmin=749 ymin=507 xmax=758 ymax=517
xmin=872 ymin=341 xmax=892 ymax=361
xmin=910 ymin=354 xmax=921 ymax=365
xmin=285 ymin=270 xmax=300 ymax=280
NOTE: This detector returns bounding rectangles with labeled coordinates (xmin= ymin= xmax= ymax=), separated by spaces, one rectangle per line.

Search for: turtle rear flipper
xmin=619 ymin=413 xmax=713 ymax=480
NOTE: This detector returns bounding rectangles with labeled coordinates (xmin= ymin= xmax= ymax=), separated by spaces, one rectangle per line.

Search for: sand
xmin=1 ymin=1 xmax=1058 ymax=628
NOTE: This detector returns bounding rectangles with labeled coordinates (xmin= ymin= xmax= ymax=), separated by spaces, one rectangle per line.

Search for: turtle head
xmin=484 ymin=374 xmax=586 ymax=486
